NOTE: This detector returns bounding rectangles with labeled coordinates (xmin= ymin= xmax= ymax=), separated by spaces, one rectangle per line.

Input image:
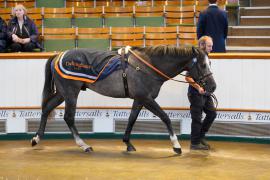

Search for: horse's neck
xmin=132 ymin=49 xmax=191 ymax=79
xmin=153 ymin=55 xmax=191 ymax=78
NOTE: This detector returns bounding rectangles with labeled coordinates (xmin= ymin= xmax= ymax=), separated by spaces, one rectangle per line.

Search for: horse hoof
xmin=127 ymin=145 xmax=136 ymax=152
xmin=84 ymin=147 xmax=93 ymax=152
xmin=173 ymin=147 xmax=182 ymax=155
xmin=31 ymin=139 xmax=37 ymax=147
xmin=31 ymin=135 xmax=40 ymax=147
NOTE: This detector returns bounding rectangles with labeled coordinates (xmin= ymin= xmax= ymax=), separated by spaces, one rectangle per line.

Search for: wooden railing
xmin=1 ymin=106 xmax=270 ymax=113
xmin=0 ymin=52 xmax=270 ymax=59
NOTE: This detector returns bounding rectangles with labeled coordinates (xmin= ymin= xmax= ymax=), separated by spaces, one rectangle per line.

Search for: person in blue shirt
xmin=186 ymin=36 xmax=217 ymax=150
xmin=197 ymin=0 xmax=228 ymax=52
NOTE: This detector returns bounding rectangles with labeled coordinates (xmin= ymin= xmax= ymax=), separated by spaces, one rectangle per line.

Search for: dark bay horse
xmin=31 ymin=45 xmax=216 ymax=154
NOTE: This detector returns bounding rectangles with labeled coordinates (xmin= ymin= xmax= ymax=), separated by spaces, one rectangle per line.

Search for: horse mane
xmin=131 ymin=45 xmax=196 ymax=58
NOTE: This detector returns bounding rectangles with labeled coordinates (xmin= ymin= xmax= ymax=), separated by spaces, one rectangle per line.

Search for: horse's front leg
xmin=123 ymin=99 xmax=143 ymax=152
xmin=143 ymin=98 xmax=182 ymax=154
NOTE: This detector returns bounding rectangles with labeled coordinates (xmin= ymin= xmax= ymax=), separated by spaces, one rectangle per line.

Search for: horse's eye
xmin=202 ymin=64 xmax=207 ymax=69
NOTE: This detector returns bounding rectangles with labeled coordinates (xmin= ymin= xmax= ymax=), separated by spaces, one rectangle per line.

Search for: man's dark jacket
xmin=197 ymin=5 xmax=228 ymax=52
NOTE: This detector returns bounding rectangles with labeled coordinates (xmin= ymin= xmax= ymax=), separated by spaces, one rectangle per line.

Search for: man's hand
xmin=197 ymin=86 xmax=205 ymax=95
xmin=185 ymin=76 xmax=206 ymax=94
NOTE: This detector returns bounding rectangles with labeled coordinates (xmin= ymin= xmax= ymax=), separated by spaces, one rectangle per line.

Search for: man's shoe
xmin=200 ymin=138 xmax=210 ymax=149
xmin=190 ymin=143 xmax=209 ymax=150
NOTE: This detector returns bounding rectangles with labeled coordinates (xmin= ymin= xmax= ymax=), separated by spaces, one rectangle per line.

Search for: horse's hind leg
xmin=63 ymin=88 xmax=93 ymax=152
xmin=123 ymin=99 xmax=143 ymax=152
xmin=31 ymin=93 xmax=64 ymax=146
xmin=142 ymin=98 xmax=182 ymax=154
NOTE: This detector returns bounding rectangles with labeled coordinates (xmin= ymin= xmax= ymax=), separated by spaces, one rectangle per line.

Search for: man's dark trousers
xmin=188 ymin=93 xmax=217 ymax=145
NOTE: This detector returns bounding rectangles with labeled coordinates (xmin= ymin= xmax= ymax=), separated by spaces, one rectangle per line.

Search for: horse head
xmin=187 ymin=47 xmax=216 ymax=93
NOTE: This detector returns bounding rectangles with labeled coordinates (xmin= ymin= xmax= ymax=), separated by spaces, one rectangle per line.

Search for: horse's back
xmin=55 ymin=48 xmax=119 ymax=80
xmin=64 ymin=48 xmax=117 ymax=65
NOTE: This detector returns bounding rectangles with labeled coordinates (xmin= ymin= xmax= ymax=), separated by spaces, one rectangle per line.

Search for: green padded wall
xmin=44 ymin=18 xmax=72 ymax=28
xmin=77 ymin=39 xmax=110 ymax=50
xmin=36 ymin=0 xmax=65 ymax=8
xmin=135 ymin=17 xmax=164 ymax=27
xmin=104 ymin=17 xmax=133 ymax=27
xmin=74 ymin=18 xmax=103 ymax=28
xmin=44 ymin=40 xmax=75 ymax=52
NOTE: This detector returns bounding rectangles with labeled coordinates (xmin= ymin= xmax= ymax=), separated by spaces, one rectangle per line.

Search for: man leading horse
xmin=185 ymin=36 xmax=217 ymax=150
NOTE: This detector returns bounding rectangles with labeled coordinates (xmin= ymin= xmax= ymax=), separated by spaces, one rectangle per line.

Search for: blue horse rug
xmin=54 ymin=49 xmax=122 ymax=83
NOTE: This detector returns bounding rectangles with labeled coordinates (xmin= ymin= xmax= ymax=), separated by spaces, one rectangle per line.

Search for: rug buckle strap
xmin=121 ymin=48 xmax=129 ymax=97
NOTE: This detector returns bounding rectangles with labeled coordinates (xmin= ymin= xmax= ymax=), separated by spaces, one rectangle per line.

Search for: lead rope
xmin=210 ymin=93 xmax=219 ymax=109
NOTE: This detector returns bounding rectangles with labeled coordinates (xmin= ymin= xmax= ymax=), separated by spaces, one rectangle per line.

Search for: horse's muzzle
xmin=201 ymin=75 xmax=216 ymax=93
xmin=209 ymin=85 xmax=216 ymax=93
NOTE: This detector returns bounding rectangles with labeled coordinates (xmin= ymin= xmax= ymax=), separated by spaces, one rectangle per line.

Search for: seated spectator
xmin=7 ymin=4 xmax=40 ymax=52
xmin=0 ymin=16 xmax=7 ymax=53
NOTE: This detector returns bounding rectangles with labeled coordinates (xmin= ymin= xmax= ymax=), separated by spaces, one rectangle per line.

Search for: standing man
xmin=197 ymin=0 xmax=228 ymax=52
xmin=186 ymin=36 xmax=217 ymax=150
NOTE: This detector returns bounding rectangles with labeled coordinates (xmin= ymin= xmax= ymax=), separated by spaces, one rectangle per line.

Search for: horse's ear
xmin=192 ymin=46 xmax=199 ymax=57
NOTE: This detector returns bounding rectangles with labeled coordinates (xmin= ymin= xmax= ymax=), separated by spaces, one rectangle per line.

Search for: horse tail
xmin=42 ymin=54 xmax=58 ymax=108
